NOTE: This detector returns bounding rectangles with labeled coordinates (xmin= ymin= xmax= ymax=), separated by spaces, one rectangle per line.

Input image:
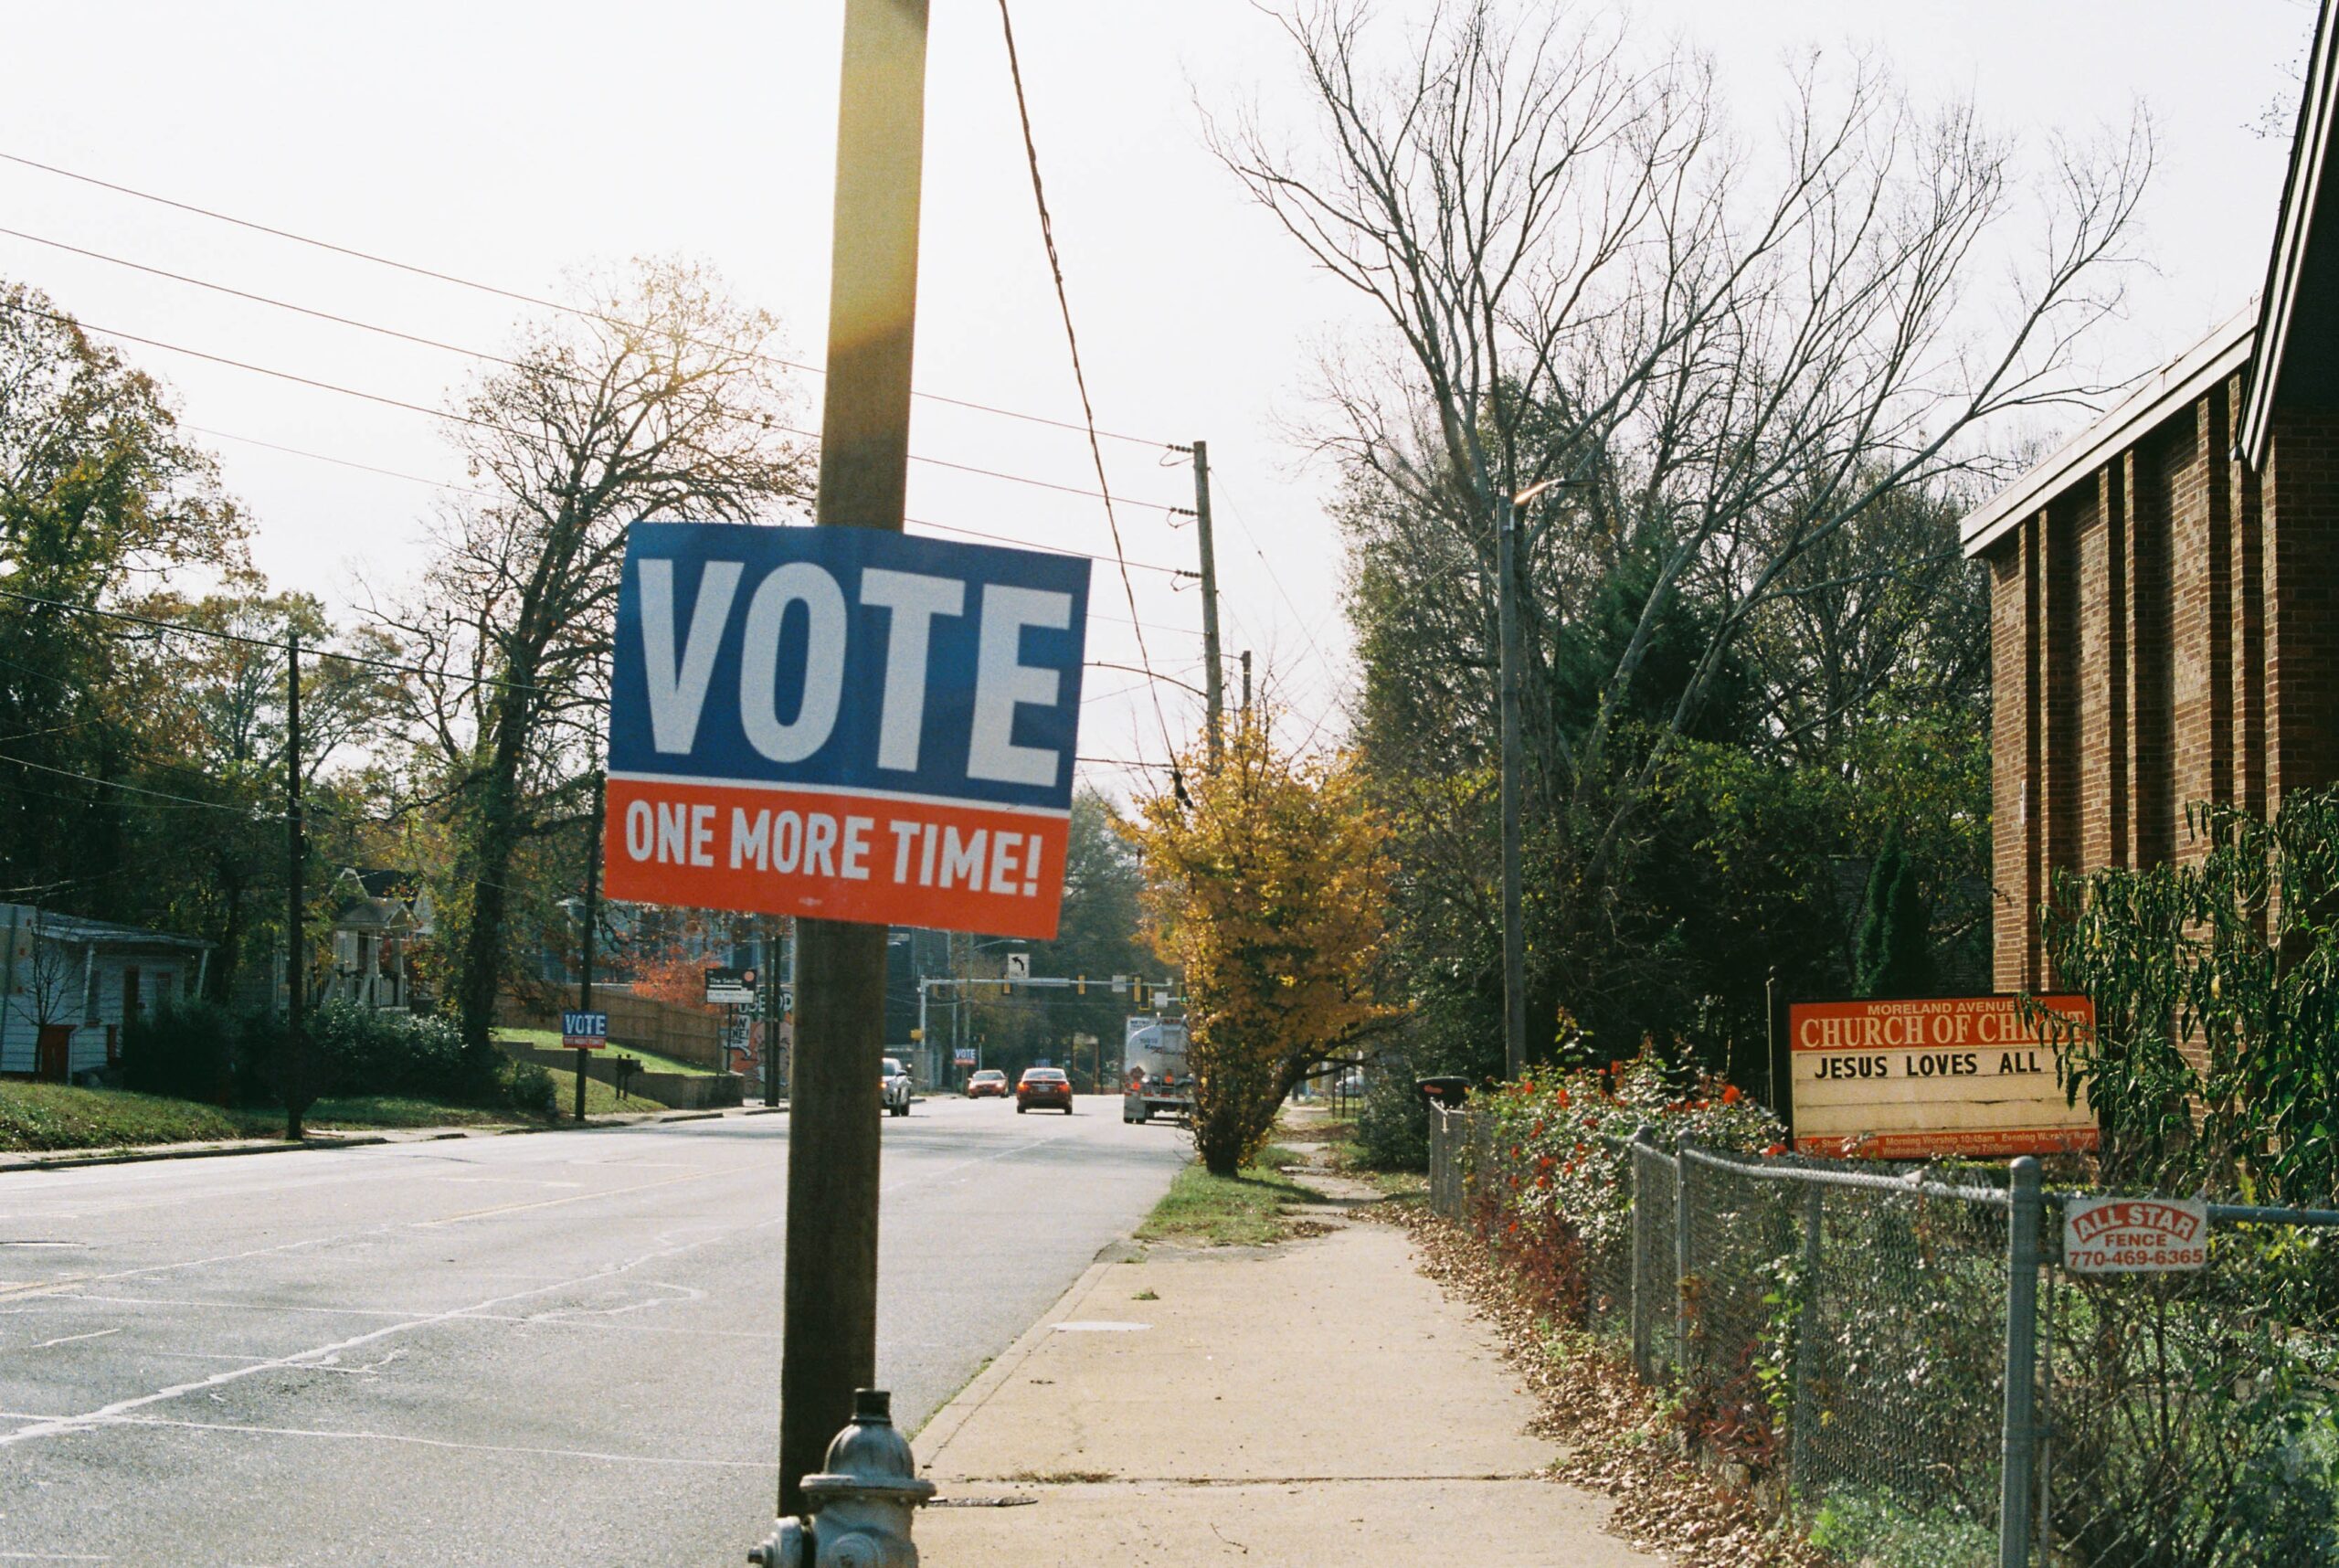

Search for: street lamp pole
xmin=1498 ymin=478 xmax=1558 ymax=1083
xmin=1498 ymin=493 xmax=1526 ymax=1083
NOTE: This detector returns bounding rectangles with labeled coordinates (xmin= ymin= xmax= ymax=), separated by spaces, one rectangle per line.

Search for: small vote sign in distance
xmin=602 ymin=523 xmax=1091 ymax=939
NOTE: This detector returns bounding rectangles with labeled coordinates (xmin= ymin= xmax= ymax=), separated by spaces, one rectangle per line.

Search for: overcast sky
xmin=0 ymin=1 xmax=2313 ymax=800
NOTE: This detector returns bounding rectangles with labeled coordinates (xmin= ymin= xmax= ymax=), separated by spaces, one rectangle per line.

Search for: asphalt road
xmin=0 ymin=1094 xmax=1186 ymax=1565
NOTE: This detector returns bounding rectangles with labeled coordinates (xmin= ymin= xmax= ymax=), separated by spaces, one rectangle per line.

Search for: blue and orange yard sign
xmin=602 ymin=523 xmax=1091 ymax=940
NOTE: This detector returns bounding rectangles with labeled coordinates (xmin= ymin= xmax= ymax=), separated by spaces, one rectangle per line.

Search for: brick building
xmin=1962 ymin=7 xmax=2339 ymax=988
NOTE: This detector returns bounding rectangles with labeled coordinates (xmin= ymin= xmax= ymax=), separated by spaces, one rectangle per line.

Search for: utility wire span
xmin=0 ymin=149 xmax=1172 ymax=449
xmin=0 ymin=292 xmax=1187 ymax=515
xmin=997 ymin=0 xmax=1176 ymax=766
xmin=178 ymin=422 xmax=1202 ymax=596
xmin=0 ymin=750 xmax=282 ymax=817
xmin=0 ymin=584 xmax=559 ymax=697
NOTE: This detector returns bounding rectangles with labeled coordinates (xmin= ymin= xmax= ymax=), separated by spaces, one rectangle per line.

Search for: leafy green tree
xmin=0 ymin=281 xmax=250 ymax=924
xmin=1855 ymin=832 xmax=1934 ymax=1000
xmin=2044 ymin=791 xmax=2339 ymax=1203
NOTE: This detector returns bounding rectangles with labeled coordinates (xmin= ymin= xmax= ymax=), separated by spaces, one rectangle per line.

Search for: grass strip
xmin=537 ymin=1065 xmax=663 ymax=1119
xmin=1136 ymin=1144 xmax=1318 ymax=1246
xmin=0 ymin=1084 xmax=524 ymax=1152
xmin=496 ymin=1027 xmax=722 ymax=1078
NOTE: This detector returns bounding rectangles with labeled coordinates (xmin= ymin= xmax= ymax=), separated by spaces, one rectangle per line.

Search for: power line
xmin=998 ymin=0 xmax=1174 ymax=767
xmin=0 ymin=292 xmax=1188 ymax=514
xmin=180 ymin=422 xmax=1203 ymax=597
xmin=0 ymin=750 xmax=280 ymax=817
xmin=1074 ymin=754 xmax=1173 ymax=771
xmin=0 ymin=584 xmax=558 ymax=697
xmin=0 ymin=149 xmax=1174 ymax=449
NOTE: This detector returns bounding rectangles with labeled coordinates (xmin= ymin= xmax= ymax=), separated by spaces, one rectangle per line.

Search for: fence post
xmin=1674 ymin=1138 xmax=1695 ymax=1382
xmin=1630 ymin=1127 xmax=1657 ymax=1378
xmin=1425 ymin=1107 xmax=1437 ymax=1216
xmin=1790 ymin=1181 xmax=1822 ymax=1504
xmin=1998 ymin=1157 xmax=2042 ymax=1568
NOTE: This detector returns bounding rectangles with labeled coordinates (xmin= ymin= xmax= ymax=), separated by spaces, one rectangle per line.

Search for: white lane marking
xmin=0 ymin=1207 xmax=789 ymax=1448
xmin=2 ymin=1117 xmax=1085 ymax=1450
xmin=0 ymin=1167 xmax=731 ymax=1304
xmin=528 ymin=1281 xmax=703 ymax=1324
xmin=108 ymin=1414 xmax=777 ymax=1468
xmin=25 ymin=1328 xmax=120 ymax=1351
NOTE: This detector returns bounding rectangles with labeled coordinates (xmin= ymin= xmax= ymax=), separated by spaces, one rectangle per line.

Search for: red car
xmin=1016 ymin=1066 xmax=1074 ymax=1114
xmin=965 ymin=1069 xmax=1008 ymax=1099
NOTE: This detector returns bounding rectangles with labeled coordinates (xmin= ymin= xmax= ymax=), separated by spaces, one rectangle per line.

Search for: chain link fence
xmin=1428 ymin=1107 xmax=2339 ymax=1567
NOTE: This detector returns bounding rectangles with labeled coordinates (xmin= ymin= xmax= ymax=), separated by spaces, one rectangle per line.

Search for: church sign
xmin=1787 ymin=994 xmax=2097 ymax=1160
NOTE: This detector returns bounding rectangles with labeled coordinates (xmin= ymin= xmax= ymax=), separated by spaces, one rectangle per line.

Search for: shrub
xmin=1474 ymin=1046 xmax=1784 ymax=1262
xmin=120 ymin=999 xmax=239 ymax=1104
xmin=503 ymin=1060 xmax=557 ymax=1120
xmin=308 ymin=1002 xmax=503 ymax=1105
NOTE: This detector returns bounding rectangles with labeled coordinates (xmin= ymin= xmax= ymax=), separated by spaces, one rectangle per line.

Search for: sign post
xmin=598 ymin=5 xmax=1087 ymax=1515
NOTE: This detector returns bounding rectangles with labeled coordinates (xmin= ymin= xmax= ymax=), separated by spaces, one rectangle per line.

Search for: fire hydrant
xmin=748 ymin=1389 xmax=935 ymax=1568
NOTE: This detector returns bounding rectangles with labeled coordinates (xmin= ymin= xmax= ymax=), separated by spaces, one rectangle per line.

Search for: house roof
xmin=2242 ymin=0 xmax=2339 ymax=466
xmin=3 ymin=905 xmax=211 ymax=953
xmin=1960 ymin=305 xmax=2258 ymax=557
xmin=1964 ymin=0 xmax=2339 ymax=554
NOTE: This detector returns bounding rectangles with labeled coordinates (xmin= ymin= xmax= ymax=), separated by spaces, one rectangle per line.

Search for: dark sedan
xmin=1016 ymin=1066 xmax=1074 ymax=1114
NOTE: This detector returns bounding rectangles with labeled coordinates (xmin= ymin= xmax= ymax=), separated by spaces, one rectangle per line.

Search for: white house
xmin=323 ymin=869 xmax=433 ymax=1013
xmin=0 ymin=904 xmax=212 ymax=1082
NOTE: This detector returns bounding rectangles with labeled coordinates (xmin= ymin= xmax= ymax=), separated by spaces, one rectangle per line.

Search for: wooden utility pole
xmin=1240 ymin=649 xmax=1252 ymax=719
xmin=779 ymin=0 xmax=930 ymax=1519
xmin=283 ymin=630 xmax=308 ymax=1141
xmin=577 ymin=756 xmax=604 ymax=1124
xmin=1497 ymin=495 xmax=1526 ymax=1081
xmin=1191 ymin=440 xmax=1225 ymax=762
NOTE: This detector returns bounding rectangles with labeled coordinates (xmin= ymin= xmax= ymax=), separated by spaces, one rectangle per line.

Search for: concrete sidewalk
xmin=913 ymin=1172 xmax=1659 ymax=1566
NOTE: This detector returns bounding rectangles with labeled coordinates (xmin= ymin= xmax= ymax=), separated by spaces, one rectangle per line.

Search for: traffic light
xmin=1134 ymin=980 xmax=1148 ymax=1007
xmin=1076 ymin=975 xmax=1086 ymax=995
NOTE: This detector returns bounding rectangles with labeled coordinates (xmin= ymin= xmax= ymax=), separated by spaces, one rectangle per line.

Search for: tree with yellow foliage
xmin=1128 ymin=708 xmax=1395 ymax=1176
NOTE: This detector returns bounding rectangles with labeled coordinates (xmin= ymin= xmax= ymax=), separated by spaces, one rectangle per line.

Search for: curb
xmin=0 ymin=1132 xmax=393 ymax=1176
xmin=0 ymin=1101 xmax=765 ymax=1175
xmin=912 ymin=1243 xmax=1129 ymax=1457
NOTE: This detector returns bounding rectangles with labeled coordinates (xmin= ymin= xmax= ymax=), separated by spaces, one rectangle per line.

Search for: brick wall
xmin=1984 ymin=377 xmax=2339 ymax=992
xmin=2263 ymin=408 xmax=2339 ymax=815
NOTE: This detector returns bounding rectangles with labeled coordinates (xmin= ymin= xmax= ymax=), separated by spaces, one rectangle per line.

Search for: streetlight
xmin=1498 ymin=477 xmax=1562 ymax=1083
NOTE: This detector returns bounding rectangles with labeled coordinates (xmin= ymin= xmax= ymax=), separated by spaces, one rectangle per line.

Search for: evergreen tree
xmin=1856 ymin=832 xmax=1934 ymax=999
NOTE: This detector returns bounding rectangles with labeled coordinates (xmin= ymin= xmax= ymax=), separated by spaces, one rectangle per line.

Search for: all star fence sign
xmin=602 ymin=523 xmax=1091 ymax=939
xmin=2061 ymin=1196 xmax=2209 ymax=1274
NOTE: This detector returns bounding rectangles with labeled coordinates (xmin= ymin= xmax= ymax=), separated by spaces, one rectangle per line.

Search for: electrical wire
xmin=0 ymin=291 xmax=1188 ymax=514
xmin=0 ymin=149 xmax=1173 ymax=448
xmin=997 ymin=0 xmax=1175 ymax=766
xmin=0 ymin=751 xmax=281 ymax=816
xmin=180 ymin=422 xmax=1202 ymax=596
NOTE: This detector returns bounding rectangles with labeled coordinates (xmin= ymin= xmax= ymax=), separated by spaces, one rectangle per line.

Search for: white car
xmin=881 ymin=1056 xmax=914 ymax=1117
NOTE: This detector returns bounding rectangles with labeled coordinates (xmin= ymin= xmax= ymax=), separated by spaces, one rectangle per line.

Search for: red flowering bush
xmin=1472 ymin=1045 xmax=1784 ymax=1261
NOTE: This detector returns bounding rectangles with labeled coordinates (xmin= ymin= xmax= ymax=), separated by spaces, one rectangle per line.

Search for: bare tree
xmin=1212 ymin=0 xmax=2147 ymax=1054
xmin=375 ymin=260 xmax=810 ymax=1050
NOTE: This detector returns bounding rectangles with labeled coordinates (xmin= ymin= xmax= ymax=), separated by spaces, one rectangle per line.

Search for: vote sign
xmin=561 ymin=1011 xmax=609 ymax=1050
xmin=604 ymin=523 xmax=1090 ymax=938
